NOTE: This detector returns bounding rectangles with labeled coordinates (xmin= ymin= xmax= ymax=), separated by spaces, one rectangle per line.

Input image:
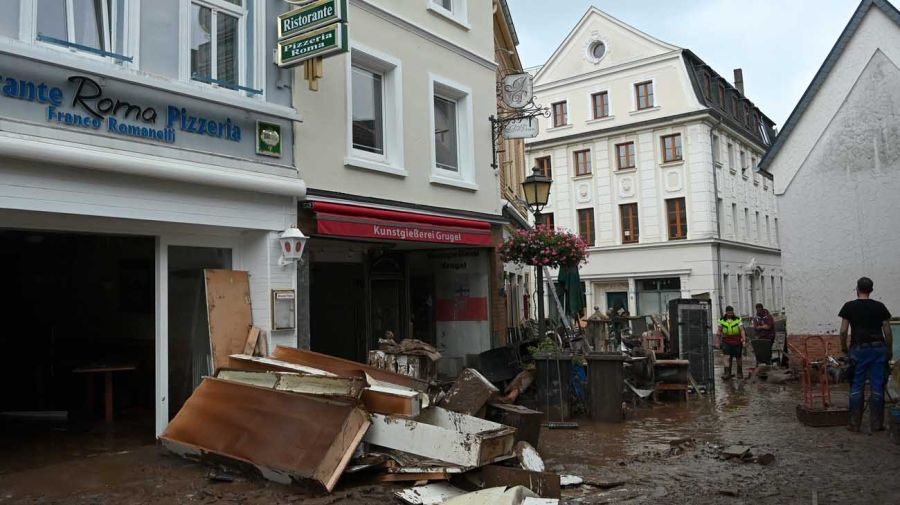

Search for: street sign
xmin=277 ymin=22 xmax=347 ymax=68
xmin=278 ymin=0 xmax=347 ymax=40
xmin=501 ymin=73 xmax=534 ymax=109
xmin=503 ymin=116 xmax=540 ymax=139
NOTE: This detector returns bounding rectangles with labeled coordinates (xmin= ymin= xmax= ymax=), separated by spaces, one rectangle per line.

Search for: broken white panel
xmin=228 ymin=354 xmax=337 ymax=377
xmin=366 ymin=373 xmax=431 ymax=407
xmin=364 ymin=407 xmax=515 ymax=468
xmin=559 ymin=475 xmax=583 ymax=487
xmin=396 ymin=483 xmax=466 ymax=505
xmin=443 ymin=486 xmax=538 ymax=505
xmin=522 ymin=499 xmax=559 ymax=505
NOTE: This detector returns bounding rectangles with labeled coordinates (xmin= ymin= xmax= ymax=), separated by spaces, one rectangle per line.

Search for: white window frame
xmin=428 ymin=73 xmax=476 ymax=190
xmin=179 ymin=0 xmax=255 ymax=95
xmin=426 ymin=0 xmax=470 ymax=30
xmin=24 ymin=0 xmax=140 ymax=67
xmin=586 ymin=88 xmax=613 ymax=123
xmin=345 ymin=43 xmax=405 ymax=177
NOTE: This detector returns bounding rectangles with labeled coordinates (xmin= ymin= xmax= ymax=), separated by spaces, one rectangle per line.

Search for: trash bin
xmin=751 ymin=338 xmax=773 ymax=365
xmin=532 ymin=352 xmax=573 ymax=423
xmin=586 ymin=352 xmax=626 ymax=423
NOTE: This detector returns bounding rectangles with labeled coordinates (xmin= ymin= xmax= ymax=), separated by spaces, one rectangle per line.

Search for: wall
xmin=294 ymin=1 xmax=500 ymax=215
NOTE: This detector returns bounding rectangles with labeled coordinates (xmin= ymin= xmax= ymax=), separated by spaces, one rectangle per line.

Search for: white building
xmin=758 ymin=0 xmax=900 ymax=339
xmin=525 ymin=7 xmax=782 ymax=322
xmin=0 ymin=0 xmax=304 ymax=436
xmin=293 ymin=0 xmax=505 ymax=376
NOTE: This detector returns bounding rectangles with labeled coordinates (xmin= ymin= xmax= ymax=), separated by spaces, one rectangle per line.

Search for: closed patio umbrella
xmin=557 ymin=265 xmax=584 ymax=317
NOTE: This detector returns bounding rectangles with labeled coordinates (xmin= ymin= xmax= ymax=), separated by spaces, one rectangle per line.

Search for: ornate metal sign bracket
xmin=490 ymin=70 xmax=550 ymax=172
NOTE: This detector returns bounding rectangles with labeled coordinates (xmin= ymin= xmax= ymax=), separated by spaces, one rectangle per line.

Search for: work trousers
xmin=849 ymin=343 xmax=888 ymax=415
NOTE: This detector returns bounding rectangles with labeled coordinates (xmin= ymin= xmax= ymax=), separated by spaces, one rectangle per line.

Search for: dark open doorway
xmin=310 ymin=262 xmax=366 ymax=362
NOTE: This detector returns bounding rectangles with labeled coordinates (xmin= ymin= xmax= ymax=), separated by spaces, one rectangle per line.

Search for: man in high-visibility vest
xmin=717 ymin=306 xmax=747 ymax=379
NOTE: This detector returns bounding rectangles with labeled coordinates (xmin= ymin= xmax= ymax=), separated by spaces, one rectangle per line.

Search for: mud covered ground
xmin=1 ymin=365 xmax=898 ymax=504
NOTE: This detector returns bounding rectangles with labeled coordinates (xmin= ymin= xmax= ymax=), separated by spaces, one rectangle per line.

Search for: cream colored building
xmin=293 ymin=0 xmax=505 ymax=376
xmin=526 ymin=7 xmax=782 ymax=322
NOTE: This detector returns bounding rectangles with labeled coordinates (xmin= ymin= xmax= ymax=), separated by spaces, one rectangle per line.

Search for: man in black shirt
xmin=838 ymin=277 xmax=894 ymax=432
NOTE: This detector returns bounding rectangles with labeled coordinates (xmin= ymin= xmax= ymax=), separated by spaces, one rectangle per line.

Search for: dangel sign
xmin=0 ymin=72 xmax=242 ymax=145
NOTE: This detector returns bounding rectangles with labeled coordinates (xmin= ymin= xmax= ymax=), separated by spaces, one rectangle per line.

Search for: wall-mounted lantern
xmin=278 ymin=226 xmax=308 ymax=267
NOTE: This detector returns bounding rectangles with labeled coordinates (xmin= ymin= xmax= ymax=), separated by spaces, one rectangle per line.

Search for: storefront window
xmin=636 ymin=277 xmax=681 ymax=316
xmin=434 ymin=95 xmax=459 ymax=171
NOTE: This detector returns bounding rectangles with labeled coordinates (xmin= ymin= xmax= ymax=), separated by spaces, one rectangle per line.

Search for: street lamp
xmin=521 ymin=166 xmax=553 ymax=340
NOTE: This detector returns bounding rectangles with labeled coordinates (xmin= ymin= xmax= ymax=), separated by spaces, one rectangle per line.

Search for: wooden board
xmin=243 ymin=327 xmax=261 ymax=356
xmin=205 ymin=270 xmax=253 ymax=372
xmin=476 ymin=465 xmax=561 ymax=499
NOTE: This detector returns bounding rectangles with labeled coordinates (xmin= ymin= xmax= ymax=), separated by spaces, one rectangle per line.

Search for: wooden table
xmin=73 ymin=365 xmax=137 ymax=422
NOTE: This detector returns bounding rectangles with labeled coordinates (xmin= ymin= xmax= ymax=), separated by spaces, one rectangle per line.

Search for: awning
xmin=311 ymin=202 xmax=493 ymax=246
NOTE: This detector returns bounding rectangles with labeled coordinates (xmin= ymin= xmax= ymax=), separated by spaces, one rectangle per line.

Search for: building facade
xmin=0 ymin=0 xmax=304 ymax=436
xmin=759 ymin=0 xmax=900 ymax=341
xmin=525 ymin=7 xmax=782 ymax=323
xmin=293 ymin=0 xmax=504 ymax=377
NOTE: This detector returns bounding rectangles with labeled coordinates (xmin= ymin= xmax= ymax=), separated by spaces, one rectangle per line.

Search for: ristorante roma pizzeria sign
xmin=0 ymin=73 xmax=242 ymax=145
xmin=276 ymin=0 xmax=348 ymax=68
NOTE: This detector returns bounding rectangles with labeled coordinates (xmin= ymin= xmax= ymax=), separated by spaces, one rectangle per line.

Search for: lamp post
xmin=521 ymin=166 xmax=553 ymax=340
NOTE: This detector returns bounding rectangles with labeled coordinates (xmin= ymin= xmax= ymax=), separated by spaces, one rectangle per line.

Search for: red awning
xmin=312 ymin=202 xmax=493 ymax=246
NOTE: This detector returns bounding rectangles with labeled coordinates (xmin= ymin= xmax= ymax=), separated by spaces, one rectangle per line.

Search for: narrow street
xmin=3 ymin=365 xmax=898 ymax=504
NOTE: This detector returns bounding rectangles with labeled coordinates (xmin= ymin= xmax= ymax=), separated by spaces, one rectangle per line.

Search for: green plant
xmin=500 ymin=225 xmax=587 ymax=268
xmin=528 ymin=337 xmax=558 ymax=355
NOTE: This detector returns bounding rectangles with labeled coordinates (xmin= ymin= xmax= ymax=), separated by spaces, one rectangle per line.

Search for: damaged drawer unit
xmin=364 ymin=407 xmax=516 ymax=467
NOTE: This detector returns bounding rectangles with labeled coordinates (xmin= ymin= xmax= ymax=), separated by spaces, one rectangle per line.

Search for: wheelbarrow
xmin=790 ymin=336 xmax=849 ymax=427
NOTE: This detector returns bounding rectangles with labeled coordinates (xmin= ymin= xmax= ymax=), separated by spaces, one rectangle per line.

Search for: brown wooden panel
xmin=204 ymin=269 xmax=253 ymax=372
xmin=272 ymin=346 xmax=430 ymax=392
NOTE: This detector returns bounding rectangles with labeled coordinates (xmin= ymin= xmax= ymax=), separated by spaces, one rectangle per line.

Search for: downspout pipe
xmin=710 ymin=116 xmax=724 ymax=319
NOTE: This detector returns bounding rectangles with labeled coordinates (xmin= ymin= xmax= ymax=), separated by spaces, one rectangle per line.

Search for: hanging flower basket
xmin=500 ymin=225 xmax=588 ymax=268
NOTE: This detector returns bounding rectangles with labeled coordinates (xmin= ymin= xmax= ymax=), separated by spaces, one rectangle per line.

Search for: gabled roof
xmin=533 ymin=6 xmax=679 ymax=83
xmin=758 ymin=0 xmax=900 ymax=171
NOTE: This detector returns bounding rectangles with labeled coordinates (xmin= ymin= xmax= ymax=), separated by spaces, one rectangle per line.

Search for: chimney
xmin=733 ymin=68 xmax=744 ymax=95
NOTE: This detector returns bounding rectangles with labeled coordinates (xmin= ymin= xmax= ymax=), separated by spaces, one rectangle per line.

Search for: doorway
xmin=310 ymin=262 xmax=366 ymax=362
xmin=607 ymin=291 xmax=628 ymax=315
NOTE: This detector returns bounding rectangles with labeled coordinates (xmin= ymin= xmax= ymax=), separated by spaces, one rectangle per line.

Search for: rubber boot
xmin=848 ymin=409 xmax=862 ymax=433
xmin=871 ymin=407 xmax=885 ymax=432
xmin=722 ymin=367 xmax=732 ymax=379
xmin=737 ymin=365 xmax=744 ymax=380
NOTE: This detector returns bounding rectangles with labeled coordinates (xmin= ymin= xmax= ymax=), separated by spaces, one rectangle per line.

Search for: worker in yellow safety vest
xmin=717 ymin=305 xmax=747 ymax=379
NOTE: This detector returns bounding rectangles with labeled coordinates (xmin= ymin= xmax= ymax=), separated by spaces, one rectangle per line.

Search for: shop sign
xmin=277 ymin=23 xmax=347 ymax=68
xmin=256 ymin=121 xmax=282 ymax=157
xmin=501 ymin=73 xmax=533 ymax=109
xmin=278 ymin=0 xmax=347 ymax=39
xmin=503 ymin=117 xmax=539 ymax=139
xmin=316 ymin=216 xmax=492 ymax=246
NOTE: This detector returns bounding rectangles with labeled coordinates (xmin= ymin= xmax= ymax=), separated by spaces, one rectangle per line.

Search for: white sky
xmin=507 ymin=0 xmax=879 ymax=128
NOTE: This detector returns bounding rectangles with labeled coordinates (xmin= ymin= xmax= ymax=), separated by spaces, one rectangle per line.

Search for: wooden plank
xmin=215 ymin=369 xmax=364 ymax=399
xmin=243 ymin=327 xmax=261 ymax=356
xmin=272 ymin=346 xmax=429 ymax=392
xmin=477 ymin=465 xmax=561 ymax=499
xmin=204 ymin=270 xmax=253 ymax=372
xmin=374 ymin=472 xmax=450 ymax=482
xmin=160 ymin=378 xmax=369 ymax=492
xmin=227 ymin=354 xmax=337 ymax=377
xmin=362 ymin=387 xmax=423 ymax=417
xmin=440 ymin=368 xmax=498 ymax=416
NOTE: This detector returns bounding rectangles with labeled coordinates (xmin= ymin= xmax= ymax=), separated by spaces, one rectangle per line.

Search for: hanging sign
xmin=501 ymin=73 xmax=534 ymax=109
xmin=278 ymin=0 xmax=347 ymax=39
xmin=277 ymin=22 xmax=347 ymax=68
xmin=503 ymin=117 xmax=540 ymax=139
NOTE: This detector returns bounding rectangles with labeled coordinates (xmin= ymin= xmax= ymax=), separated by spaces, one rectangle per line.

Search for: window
xmin=620 ymin=203 xmax=639 ymax=243
xmin=577 ymin=208 xmax=595 ymax=246
xmin=718 ymin=84 xmax=726 ymax=106
xmin=703 ymin=73 xmax=711 ymax=98
xmin=774 ymin=218 xmax=779 ymax=245
xmin=744 ymin=208 xmax=750 ymax=238
xmin=731 ymin=203 xmax=738 ymax=238
xmin=755 ymin=211 xmax=761 ymax=241
xmin=430 ymin=76 xmax=474 ymax=182
xmin=727 ymin=143 xmax=735 ymax=171
xmin=635 ymin=81 xmax=654 ymax=110
xmin=190 ymin=1 xmax=245 ymax=87
xmin=37 ymin=0 xmax=128 ymax=57
xmin=636 ymin=278 xmax=682 ymax=315
xmin=723 ymin=273 xmax=730 ymax=308
xmin=731 ymin=96 xmax=739 ymax=117
xmin=661 ymin=134 xmax=682 ymax=163
xmin=591 ymin=91 xmax=609 ymax=119
xmin=536 ymin=156 xmax=552 ymax=178
xmin=743 ymin=104 xmax=750 ymax=125
xmin=434 ymin=95 xmax=458 ymax=171
xmin=429 ymin=0 xmax=467 ymax=23
xmin=666 ymin=198 xmax=687 ymax=240
xmin=616 ymin=142 xmax=635 ymax=170
xmin=765 ymin=215 xmax=771 ymax=243
xmin=573 ymin=149 xmax=591 ymax=176
xmin=589 ymin=41 xmax=606 ymax=60
xmin=537 ymin=212 xmax=554 ymax=229
xmin=351 ymin=66 xmax=384 ymax=155
xmin=740 ymin=150 xmax=747 ymax=175
xmin=712 ymin=135 xmax=720 ymax=165
xmin=552 ymin=101 xmax=568 ymax=127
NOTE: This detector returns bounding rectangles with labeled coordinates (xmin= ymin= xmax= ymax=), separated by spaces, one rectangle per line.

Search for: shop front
xmin=299 ymin=200 xmax=502 ymax=378
xmin=0 ymin=54 xmax=303 ymax=447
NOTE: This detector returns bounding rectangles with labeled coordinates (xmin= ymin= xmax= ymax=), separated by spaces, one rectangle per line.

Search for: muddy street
xmin=1 ymin=365 xmax=897 ymax=505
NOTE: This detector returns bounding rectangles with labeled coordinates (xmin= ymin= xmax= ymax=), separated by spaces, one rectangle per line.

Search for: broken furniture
xmin=586 ymin=353 xmax=626 ymax=422
xmin=368 ymin=338 xmax=442 ymax=381
xmin=72 ymin=363 xmax=137 ymax=423
xmin=487 ymin=403 xmax=542 ymax=448
xmin=161 ymin=377 xmax=369 ymax=492
xmin=532 ymin=352 xmax=573 ymax=423
xmin=440 ymin=368 xmax=499 ymax=416
xmin=653 ymin=359 xmax=690 ymax=401
xmin=790 ymin=337 xmax=849 ymax=427
xmin=364 ymin=407 xmax=515 ymax=468
xmin=667 ymin=298 xmax=715 ymax=391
